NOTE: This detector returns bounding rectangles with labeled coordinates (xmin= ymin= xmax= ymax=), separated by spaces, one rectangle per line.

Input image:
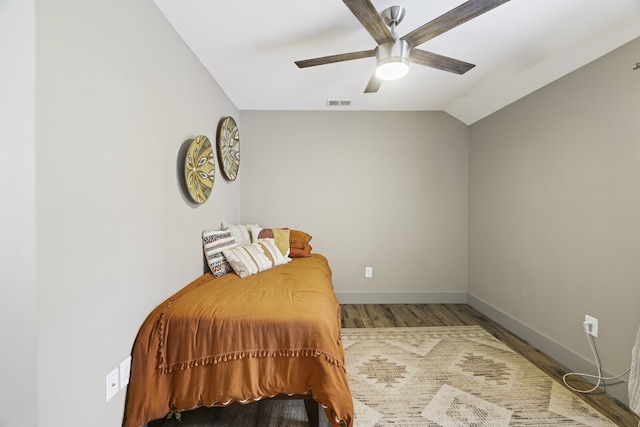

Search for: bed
xmin=122 ymin=251 xmax=354 ymax=427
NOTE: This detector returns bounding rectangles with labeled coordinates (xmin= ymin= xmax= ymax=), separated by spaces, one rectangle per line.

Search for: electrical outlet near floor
xmin=584 ymin=314 xmax=599 ymax=337
xmin=365 ymin=267 xmax=373 ymax=278
xmin=105 ymin=368 xmax=119 ymax=402
xmin=120 ymin=356 xmax=132 ymax=390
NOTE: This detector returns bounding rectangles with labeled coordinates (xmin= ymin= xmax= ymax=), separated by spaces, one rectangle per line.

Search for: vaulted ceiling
xmin=154 ymin=0 xmax=640 ymax=124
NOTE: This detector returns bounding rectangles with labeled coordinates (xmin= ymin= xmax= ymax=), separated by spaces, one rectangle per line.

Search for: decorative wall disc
xmin=184 ymin=135 xmax=215 ymax=203
xmin=216 ymin=116 xmax=240 ymax=181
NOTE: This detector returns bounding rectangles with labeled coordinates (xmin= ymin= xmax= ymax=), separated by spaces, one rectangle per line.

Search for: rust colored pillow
xmin=289 ymin=230 xmax=312 ymax=249
xmin=256 ymin=228 xmax=275 ymax=239
xmin=289 ymin=244 xmax=312 ymax=258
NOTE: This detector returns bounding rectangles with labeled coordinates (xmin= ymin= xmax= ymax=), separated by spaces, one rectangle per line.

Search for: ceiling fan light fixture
xmin=375 ymin=40 xmax=410 ymax=81
xmin=376 ymin=60 xmax=409 ymax=80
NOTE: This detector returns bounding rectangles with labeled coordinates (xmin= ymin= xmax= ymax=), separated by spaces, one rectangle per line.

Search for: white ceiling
xmin=154 ymin=0 xmax=640 ymax=124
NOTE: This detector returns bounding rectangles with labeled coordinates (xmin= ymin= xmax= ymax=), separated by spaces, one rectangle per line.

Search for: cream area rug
xmin=341 ymin=326 xmax=615 ymax=427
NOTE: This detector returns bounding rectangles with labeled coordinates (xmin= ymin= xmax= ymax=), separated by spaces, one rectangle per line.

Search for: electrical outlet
xmin=105 ymin=368 xmax=119 ymax=402
xmin=584 ymin=314 xmax=598 ymax=337
xmin=365 ymin=267 xmax=373 ymax=278
xmin=120 ymin=356 xmax=132 ymax=390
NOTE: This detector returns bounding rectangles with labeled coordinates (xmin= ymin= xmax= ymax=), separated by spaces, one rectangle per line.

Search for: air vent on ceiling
xmin=326 ymin=99 xmax=352 ymax=107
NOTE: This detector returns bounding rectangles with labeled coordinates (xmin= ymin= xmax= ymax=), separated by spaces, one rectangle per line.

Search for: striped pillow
xmin=202 ymin=230 xmax=237 ymax=277
xmin=222 ymin=240 xmax=290 ymax=278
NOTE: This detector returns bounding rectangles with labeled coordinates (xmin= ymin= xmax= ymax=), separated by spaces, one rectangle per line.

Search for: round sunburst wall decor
xmin=216 ymin=116 xmax=240 ymax=181
xmin=184 ymin=135 xmax=215 ymax=204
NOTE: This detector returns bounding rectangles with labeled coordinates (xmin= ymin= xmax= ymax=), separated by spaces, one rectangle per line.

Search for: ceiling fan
xmin=295 ymin=0 xmax=510 ymax=93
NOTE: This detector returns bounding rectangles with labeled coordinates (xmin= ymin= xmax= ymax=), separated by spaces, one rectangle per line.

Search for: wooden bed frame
xmin=277 ymin=394 xmax=320 ymax=427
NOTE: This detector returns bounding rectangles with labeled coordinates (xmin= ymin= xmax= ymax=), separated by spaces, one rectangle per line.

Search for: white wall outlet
xmin=105 ymin=368 xmax=119 ymax=402
xmin=584 ymin=314 xmax=598 ymax=337
xmin=365 ymin=267 xmax=373 ymax=278
xmin=119 ymin=356 xmax=132 ymax=390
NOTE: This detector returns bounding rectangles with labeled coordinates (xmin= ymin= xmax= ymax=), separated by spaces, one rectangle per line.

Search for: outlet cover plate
xmin=584 ymin=314 xmax=599 ymax=337
xmin=106 ymin=368 xmax=119 ymax=402
xmin=119 ymin=356 xmax=131 ymax=390
xmin=365 ymin=267 xmax=373 ymax=278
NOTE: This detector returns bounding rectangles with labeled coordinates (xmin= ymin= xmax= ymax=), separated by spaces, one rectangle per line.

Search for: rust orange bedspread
xmin=123 ymin=254 xmax=353 ymax=427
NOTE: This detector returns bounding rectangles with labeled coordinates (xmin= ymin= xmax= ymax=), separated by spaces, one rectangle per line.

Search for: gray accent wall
xmin=468 ymin=36 xmax=640 ymax=403
xmin=239 ymin=111 xmax=469 ymax=300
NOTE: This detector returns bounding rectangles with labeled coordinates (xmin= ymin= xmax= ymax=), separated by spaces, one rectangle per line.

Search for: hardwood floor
xmin=147 ymin=304 xmax=636 ymax=427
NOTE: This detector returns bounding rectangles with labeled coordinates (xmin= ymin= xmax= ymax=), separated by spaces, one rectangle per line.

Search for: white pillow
xmin=221 ymin=222 xmax=256 ymax=246
xmin=222 ymin=240 xmax=291 ymax=278
xmin=247 ymin=225 xmax=263 ymax=242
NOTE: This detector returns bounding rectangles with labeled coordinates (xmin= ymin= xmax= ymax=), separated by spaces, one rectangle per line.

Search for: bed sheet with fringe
xmin=123 ymin=254 xmax=353 ymax=427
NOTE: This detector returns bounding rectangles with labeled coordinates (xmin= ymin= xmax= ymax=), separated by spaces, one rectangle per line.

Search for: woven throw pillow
xmin=222 ymin=240 xmax=290 ymax=278
xmin=202 ymin=230 xmax=237 ymax=277
xmin=289 ymin=229 xmax=312 ymax=249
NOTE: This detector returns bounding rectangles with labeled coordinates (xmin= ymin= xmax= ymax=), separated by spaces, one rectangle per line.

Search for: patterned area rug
xmin=341 ymin=326 xmax=615 ymax=427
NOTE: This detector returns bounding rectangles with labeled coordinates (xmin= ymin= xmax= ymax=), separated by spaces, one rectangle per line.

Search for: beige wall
xmin=240 ymin=111 xmax=469 ymax=302
xmin=0 ymin=0 xmax=37 ymax=426
xmin=469 ymin=36 xmax=640 ymax=402
xmin=33 ymin=0 xmax=240 ymax=425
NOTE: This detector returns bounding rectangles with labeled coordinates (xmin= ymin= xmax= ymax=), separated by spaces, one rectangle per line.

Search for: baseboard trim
xmin=467 ymin=293 xmax=630 ymax=406
xmin=335 ymin=291 xmax=467 ymax=305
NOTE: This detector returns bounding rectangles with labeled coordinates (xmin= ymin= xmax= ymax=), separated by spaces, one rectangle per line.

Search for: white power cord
xmin=562 ymin=321 xmax=636 ymax=425
xmin=563 ymin=322 xmax=631 ymax=393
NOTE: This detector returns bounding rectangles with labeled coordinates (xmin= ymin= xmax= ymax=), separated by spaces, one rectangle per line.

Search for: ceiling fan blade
xmin=295 ymin=49 xmax=376 ymax=68
xmin=402 ymin=0 xmax=510 ymax=48
xmin=410 ymin=49 xmax=475 ymax=74
xmin=364 ymin=72 xmax=382 ymax=93
xmin=343 ymin=0 xmax=394 ymax=45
